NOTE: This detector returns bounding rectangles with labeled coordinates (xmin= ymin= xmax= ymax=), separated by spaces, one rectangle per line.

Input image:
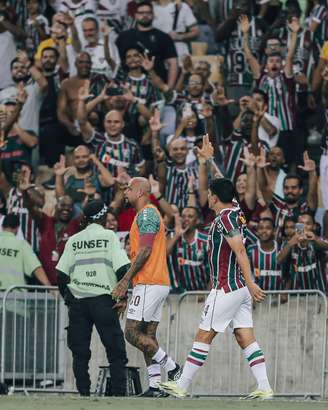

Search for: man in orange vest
xmin=112 ymin=177 xmax=181 ymax=397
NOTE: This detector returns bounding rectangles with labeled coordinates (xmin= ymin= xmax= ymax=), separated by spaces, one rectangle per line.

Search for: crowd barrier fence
xmin=0 ymin=287 xmax=327 ymax=398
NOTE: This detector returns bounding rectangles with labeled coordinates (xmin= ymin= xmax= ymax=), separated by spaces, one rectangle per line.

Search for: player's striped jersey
xmin=90 ymin=132 xmax=145 ymax=177
xmin=208 ymin=204 xmax=246 ymax=292
xmin=225 ymin=17 xmax=264 ymax=86
xmin=270 ymin=194 xmax=309 ymax=243
xmin=176 ymin=229 xmax=210 ymax=291
xmin=256 ymin=71 xmax=296 ymax=131
xmin=287 ymin=241 xmax=327 ymax=292
xmin=247 ymin=241 xmax=282 ymax=290
xmin=7 ymin=188 xmax=39 ymax=253
xmin=164 ymin=162 xmax=199 ymax=210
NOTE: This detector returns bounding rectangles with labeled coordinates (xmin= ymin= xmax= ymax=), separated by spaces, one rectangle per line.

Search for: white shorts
xmin=199 ymin=287 xmax=253 ymax=333
xmin=126 ymin=284 xmax=170 ymax=322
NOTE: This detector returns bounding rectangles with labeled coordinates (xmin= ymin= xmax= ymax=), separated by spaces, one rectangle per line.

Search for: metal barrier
xmin=0 ymin=285 xmax=68 ymax=393
xmin=0 ymin=285 xmax=172 ymax=394
xmin=174 ymin=290 xmax=328 ymax=399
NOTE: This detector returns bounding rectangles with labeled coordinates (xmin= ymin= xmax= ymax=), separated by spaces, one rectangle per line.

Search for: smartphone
xmin=295 ymin=223 xmax=305 ymax=234
xmin=106 ymin=87 xmax=123 ymax=96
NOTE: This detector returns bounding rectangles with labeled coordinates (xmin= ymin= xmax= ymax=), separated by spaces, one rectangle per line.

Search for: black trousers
xmin=67 ymin=294 xmax=128 ymax=396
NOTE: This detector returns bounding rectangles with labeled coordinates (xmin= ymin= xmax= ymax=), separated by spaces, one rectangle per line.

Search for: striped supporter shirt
xmin=256 ymin=71 xmax=296 ymax=131
xmin=270 ymin=194 xmax=309 ymax=243
xmin=175 ymin=229 xmax=210 ymax=291
xmin=7 ymin=187 xmax=39 ymax=253
xmin=208 ymin=203 xmax=246 ymax=293
xmin=247 ymin=240 xmax=282 ymax=290
xmin=164 ymin=162 xmax=199 ymax=210
xmin=90 ymin=132 xmax=144 ymax=178
xmin=286 ymin=241 xmax=327 ymax=292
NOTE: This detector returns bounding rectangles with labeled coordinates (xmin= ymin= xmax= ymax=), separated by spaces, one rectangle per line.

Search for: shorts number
xmin=86 ymin=270 xmax=96 ymax=277
xmin=130 ymin=295 xmax=141 ymax=306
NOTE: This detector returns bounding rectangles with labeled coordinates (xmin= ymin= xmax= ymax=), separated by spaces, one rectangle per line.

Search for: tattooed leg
xmin=143 ymin=321 xmax=159 ymax=366
xmin=124 ymin=319 xmax=159 ymax=359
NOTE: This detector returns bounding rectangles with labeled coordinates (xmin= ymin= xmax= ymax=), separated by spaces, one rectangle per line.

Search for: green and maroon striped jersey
xmin=288 ymin=241 xmax=327 ymax=292
xmin=247 ymin=241 xmax=282 ymax=290
xmin=208 ymin=204 xmax=246 ymax=292
xmin=175 ymin=229 xmax=210 ymax=291
xmin=164 ymin=162 xmax=199 ymax=210
xmin=90 ymin=132 xmax=145 ymax=177
xmin=256 ymin=72 xmax=296 ymax=131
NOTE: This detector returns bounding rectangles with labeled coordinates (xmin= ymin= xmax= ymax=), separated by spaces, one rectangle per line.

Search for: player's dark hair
xmin=283 ymin=216 xmax=296 ymax=225
xmin=284 ymin=173 xmax=303 ymax=189
xmin=267 ymin=52 xmax=282 ymax=59
xmin=209 ymin=178 xmax=236 ymax=203
xmin=3 ymin=214 xmax=20 ymax=229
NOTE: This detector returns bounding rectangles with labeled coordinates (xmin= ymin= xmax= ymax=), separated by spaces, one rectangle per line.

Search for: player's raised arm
xmin=225 ymin=233 xmax=266 ymax=303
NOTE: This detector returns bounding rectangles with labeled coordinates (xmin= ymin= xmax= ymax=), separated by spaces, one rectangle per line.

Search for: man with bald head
xmin=77 ymin=91 xmax=146 ymax=178
xmin=54 ymin=145 xmax=114 ymax=212
xmin=157 ymin=137 xmax=198 ymax=209
xmin=112 ymin=177 xmax=181 ymax=397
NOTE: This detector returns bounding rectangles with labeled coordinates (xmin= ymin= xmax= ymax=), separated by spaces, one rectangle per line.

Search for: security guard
xmin=56 ymin=199 xmax=130 ymax=397
xmin=0 ymin=214 xmax=51 ymax=289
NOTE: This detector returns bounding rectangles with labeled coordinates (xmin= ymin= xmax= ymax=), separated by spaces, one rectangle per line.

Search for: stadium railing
xmin=0 ymin=285 xmax=71 ymax=393
xmin=0 ymin=287 xmax=327 ymax=398
xmin=174 ymin=290 xmax=328 ymax=399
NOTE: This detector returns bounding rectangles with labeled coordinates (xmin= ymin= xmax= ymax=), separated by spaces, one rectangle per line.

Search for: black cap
xmin=83 ymin=199 xmax=108 ymax=221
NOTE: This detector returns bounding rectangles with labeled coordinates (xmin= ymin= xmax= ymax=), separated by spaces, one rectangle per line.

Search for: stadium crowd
xmin=0 ymin=0 xmax=327 ymax=295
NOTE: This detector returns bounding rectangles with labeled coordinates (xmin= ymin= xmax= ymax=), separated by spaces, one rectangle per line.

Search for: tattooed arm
xmin=111 ymin=245 xmax=152 ymax=299
xmin=112 ymin=207 xmax=160 ymax=299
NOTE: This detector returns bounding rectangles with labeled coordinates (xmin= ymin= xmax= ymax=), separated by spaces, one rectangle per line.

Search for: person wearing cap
xmin=0 ymin=214 xmax=51 ymax=290
xmin=56 ymin=199 xmax=130 ymax=397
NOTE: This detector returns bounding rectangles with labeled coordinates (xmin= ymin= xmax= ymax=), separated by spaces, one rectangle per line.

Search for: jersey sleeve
xmin=137 ymin=207 xmax=160 ymax=236
xmin=22 ymin=240 xmax=42 ymax=277
xmin=218 ymin=210 xmax=240 ymax=237
xmin=56 ymin=239 xmax=74 ymax=276
xmin=110 ymin=232 xmax=130 ymax=274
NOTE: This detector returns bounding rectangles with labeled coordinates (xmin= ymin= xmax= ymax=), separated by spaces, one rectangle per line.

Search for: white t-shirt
xmin=59 ymin=0 xmax=97 ymax=40
xmin=96 ymin=0 xmax=129 ymax=24
xmin=258 ymin=113 xmax=281 ymax=149
xmin=0 ymin=81 xmax=43 ymax=135
xmin=153 ymin=2 xmax=197 ymax=57
xmin=274 ymin=168 xmax=287 ymax=199
xmin=0 ymin=31 xmax=16 ymax=90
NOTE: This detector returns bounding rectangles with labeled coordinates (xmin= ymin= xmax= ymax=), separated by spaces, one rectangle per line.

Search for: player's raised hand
xmin=248 ymin=282 xmax=266 ymax=303
xmin=54 ymin=154 xmax=68 ymax=177
xmin=140 ymin=53 xmax=155 ymax=72
xmin=256 ymin=147 xmax=270 ymax=168
xmin=241 ymin=146 xmax=256 ymax=167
